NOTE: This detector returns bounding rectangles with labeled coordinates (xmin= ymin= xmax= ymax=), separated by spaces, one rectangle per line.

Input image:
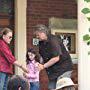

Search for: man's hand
xmin=38 ymin=63 xmax=44 ymax=71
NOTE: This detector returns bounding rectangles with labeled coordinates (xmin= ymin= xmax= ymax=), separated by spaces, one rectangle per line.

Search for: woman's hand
xmin=14 ymin=61 xmax=29 ymax=73
xmin=20 ymin=65 xmax=29 ymax=73
xmin=23 ymin=72 xmax=27 ymax=78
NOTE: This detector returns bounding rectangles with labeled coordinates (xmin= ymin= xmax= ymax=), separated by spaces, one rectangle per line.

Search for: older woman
xmin=0 ymin=28 xmax=28 ymax=90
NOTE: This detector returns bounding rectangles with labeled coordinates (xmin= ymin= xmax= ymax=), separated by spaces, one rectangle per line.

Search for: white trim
xmin=14 ymin=0 xmax=27 ymax=75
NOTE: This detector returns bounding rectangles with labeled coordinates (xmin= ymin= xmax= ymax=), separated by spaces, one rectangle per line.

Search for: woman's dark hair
xmin=26 ymin=48 xmax=40 ymax=64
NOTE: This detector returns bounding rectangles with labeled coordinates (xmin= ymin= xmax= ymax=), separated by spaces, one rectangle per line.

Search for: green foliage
xmin=82 ymin=0 xmax=90 ymax=55
xmin=83 ymin=30 xmax=90 ymax=54
xmin=84 ymin=0 xmax=90 ymax=2
xmin=83 ymin=34 xmax=90 ymax=41
xmin=83 ymin=34 xmax=90 ymax=45
xmin=87 ymin=17 xmax=90 ymax=21
xmin=88 ymin=51 xmax=90 ymax=55
xmin=89 ymin=28 xmax=90 ymax=32
xmin=81 ymin=8 xmax=90 ymax=14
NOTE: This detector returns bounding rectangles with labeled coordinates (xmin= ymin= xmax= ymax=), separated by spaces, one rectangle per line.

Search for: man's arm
xmin=44 ymin=56 xmax=59 ymax=68
xmin=38 ymin=56 xmax=60 ymax=70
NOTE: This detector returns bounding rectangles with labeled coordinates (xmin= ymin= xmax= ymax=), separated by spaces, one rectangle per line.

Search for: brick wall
xmin=27 ymin=0 xmax=77 ymax=48
xmin=27 ymin=0 xmax=77 ymax=90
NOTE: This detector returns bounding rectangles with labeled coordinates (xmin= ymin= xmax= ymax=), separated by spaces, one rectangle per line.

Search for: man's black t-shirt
xmin=39 ymin=34 xmax=73 ymax=80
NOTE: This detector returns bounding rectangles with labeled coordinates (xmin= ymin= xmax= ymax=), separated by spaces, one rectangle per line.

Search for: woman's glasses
xmin=8 ymin=36 xmax=12 ymax=39
xmin=6 ymin=35 xmax=12 ymax=39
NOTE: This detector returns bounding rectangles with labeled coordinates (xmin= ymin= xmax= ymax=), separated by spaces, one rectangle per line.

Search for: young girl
xmin=23 ymin=48 xmax=40 ymax=90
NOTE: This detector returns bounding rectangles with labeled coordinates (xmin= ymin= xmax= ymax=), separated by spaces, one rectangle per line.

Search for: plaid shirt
xmin=0 ymin=39 xmax=16 ymax=74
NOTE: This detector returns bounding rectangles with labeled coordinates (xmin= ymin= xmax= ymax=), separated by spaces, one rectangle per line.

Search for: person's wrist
xmin=19 ymin=64 xmax=22 ymax=68
xmin=43 ymin=64 xmax=46 ymax=69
